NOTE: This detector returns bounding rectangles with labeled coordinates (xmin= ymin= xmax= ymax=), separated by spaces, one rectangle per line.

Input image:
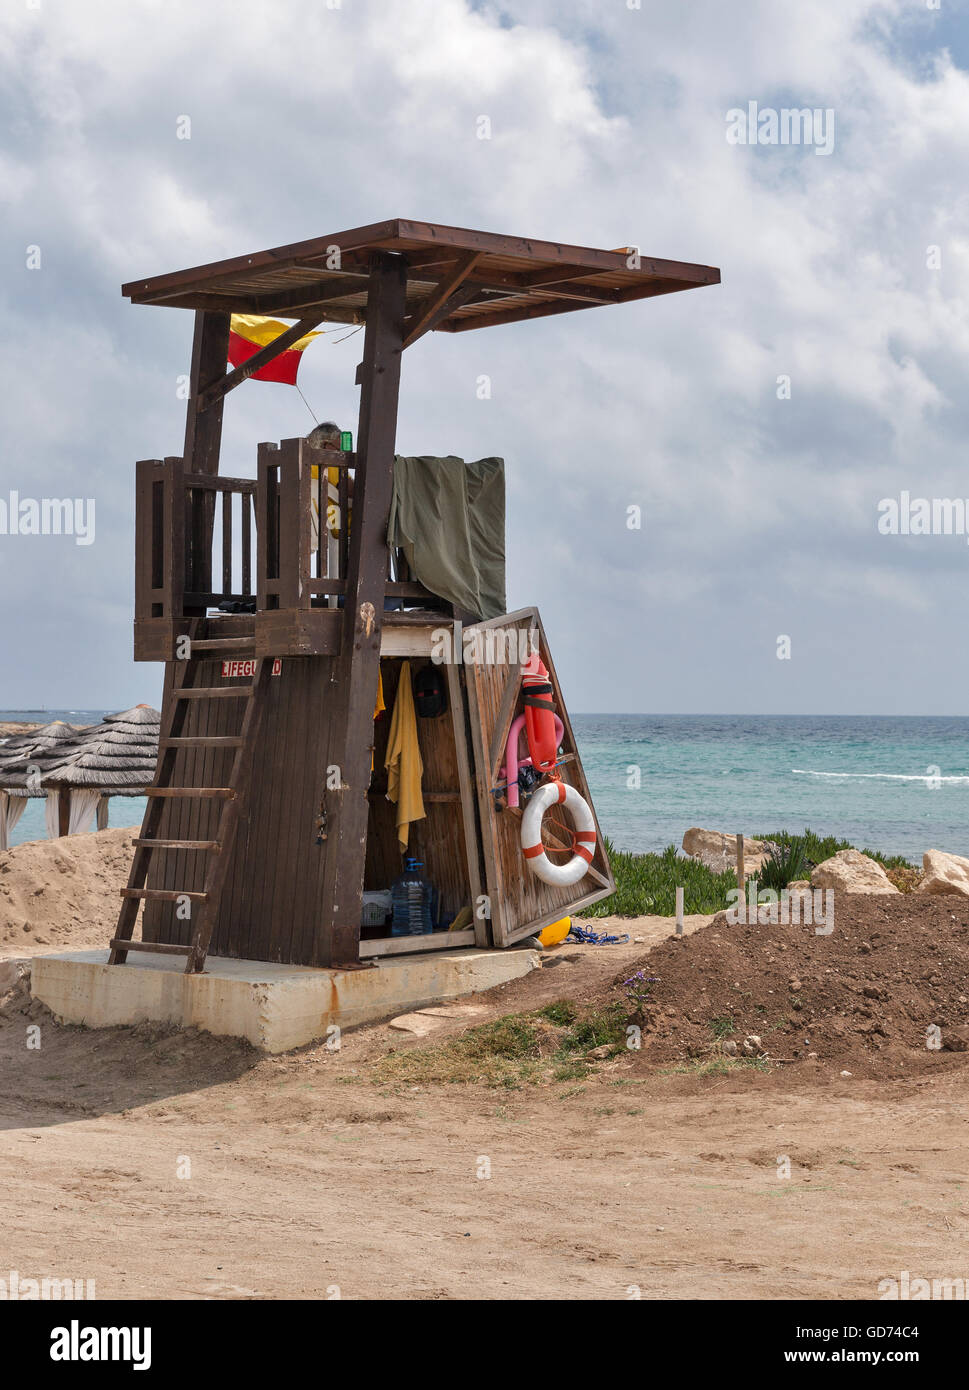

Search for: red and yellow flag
xmin=227 ymin=314 xmax=322 ymax=385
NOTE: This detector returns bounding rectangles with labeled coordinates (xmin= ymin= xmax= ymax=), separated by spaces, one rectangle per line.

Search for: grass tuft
xmin=582 ymin=838 xmax=736 ymax=918
xmin=373 ymin=1002 xmax=630 ymax=1090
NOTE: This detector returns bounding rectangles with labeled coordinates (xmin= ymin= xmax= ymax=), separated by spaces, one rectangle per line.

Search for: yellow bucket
xmin=538 ymin=917 xmax=571 ymax=949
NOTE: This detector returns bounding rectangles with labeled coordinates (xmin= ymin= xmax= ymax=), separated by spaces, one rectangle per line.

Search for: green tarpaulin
xmin=388 ymin=455 xmax=506 ymax=620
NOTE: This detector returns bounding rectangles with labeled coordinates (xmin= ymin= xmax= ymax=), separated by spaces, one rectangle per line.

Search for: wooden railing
xmin=256 ymin=437 xmax=441 ymax=612
xmin=135 ymin=439 xmax=442 ymax=629
xmin=184 ymin=470 xmax=256 ymax=610
xmin=135 ymin=457 xmax=257 ymax=620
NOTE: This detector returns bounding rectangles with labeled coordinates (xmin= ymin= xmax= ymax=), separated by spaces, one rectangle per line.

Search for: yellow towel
xmin=384 ymin=660 xmax=425 ymax=850
xmin=371 ymin=668 xmax=385 ymax=774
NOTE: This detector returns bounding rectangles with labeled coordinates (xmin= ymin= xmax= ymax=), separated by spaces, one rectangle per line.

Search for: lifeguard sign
xmin=110 ymin=219 xmax=719 ymax=975
xmin=221 ymin=659 xmax=281 ymax=678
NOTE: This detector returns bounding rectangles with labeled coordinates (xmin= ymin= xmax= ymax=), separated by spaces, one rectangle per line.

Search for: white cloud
xmin=0 ymin=0 xmax=966 ymax=712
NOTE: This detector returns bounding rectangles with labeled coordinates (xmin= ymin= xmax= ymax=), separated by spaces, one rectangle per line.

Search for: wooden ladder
xmin=109 ymin=630 xmax=271 ymax=974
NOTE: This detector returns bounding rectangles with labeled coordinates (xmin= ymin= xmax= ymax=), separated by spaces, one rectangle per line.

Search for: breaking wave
xmin=792 ymin=768 xmax=969 ymax=785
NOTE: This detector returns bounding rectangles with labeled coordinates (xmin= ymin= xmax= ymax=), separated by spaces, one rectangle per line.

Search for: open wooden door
xmin=463 ymin=607 xmax=615 ymax=946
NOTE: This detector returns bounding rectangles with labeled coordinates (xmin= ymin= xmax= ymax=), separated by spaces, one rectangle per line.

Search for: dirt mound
xmin=608 ymin=894 xmax=969 ymax=1072
xmin=0 ymin=826 xmax=133 ymax=957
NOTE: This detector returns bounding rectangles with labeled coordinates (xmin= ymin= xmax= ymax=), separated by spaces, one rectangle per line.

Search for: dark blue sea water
xmin=3 ymin=712 xmax=967 ymax=863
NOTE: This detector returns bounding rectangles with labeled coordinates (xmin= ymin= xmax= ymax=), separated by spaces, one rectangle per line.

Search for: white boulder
xmin=810 ymin=849 xmax=899 ymax=895
xmin=917 ymin=850 xmax=969 ymax=899
xmin=682 ymin=828 xmax=767 ymax=874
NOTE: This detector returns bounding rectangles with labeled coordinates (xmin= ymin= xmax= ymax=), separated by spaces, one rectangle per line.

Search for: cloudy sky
xmin=1 ymin=0 xmax=967 ymax=715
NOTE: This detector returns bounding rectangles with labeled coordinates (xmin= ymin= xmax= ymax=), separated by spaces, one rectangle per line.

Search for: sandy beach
xmin=2 ymin=909 xmax=968 ymax=1300
xmin=1 ymin=827 xmax=967 ymax=1300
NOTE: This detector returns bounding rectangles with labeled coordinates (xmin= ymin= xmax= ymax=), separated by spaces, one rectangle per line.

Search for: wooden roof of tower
xmin=121 ymin=218 xmax=720 ymax=335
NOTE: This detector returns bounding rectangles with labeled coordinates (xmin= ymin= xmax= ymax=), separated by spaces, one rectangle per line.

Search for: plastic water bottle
xmin=391 ymin=859 xmax=434 ymax=935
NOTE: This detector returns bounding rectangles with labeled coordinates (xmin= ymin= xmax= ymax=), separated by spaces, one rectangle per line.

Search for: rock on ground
xmin=811 ymin=849 xmax=899 ymax=895
xmin=682 ymin=827 xmax=767 ymax=874
xmin=918 ymin=850 xmax=969 ymax=900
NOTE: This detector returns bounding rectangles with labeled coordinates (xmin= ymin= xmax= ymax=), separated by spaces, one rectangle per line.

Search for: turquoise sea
xmin=572 ymin=714 xmax=969 ymax=863
xmin=3 ymin=712 xmax=967 ymax=864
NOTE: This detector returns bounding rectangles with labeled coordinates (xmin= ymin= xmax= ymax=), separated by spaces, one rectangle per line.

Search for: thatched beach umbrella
xmin=0 ymin=720 xmax=80 ymax=848
xmin=0 ymin=706 xmax=159 ymax=843
xmin=0 ymin=719 xmax=79 ymax=764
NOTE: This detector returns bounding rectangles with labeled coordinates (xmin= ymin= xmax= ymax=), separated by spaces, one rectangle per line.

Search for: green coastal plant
xmin=755 ymin=827 xmax=912 ymax=871
xmin=581 ymin=838 xmax=736 ymax=918
xmin=758 ymin=837 xmax=809 ymax=890
xmin=584 ymin=828 xmax=916 ymax=919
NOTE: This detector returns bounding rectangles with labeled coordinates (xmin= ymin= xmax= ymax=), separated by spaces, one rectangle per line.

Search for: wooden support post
xmin=675 ymin=885 xmax=684 ymax=936
xmin=182 ymin=311 xmax=230 ymax=602
xmin=165 ymin=456 xmax=186 ymax=622
xmin=134 ymin=460 xmax=160 ymax=622
xmin=183 ymin=310 xmax=231 ymax=473
xmin=255 ymin=443 xmax=278 ymax=611
xmin=57 ymin=789 xmax=70 ymax=838
xmin=275 ymin=438 xmax=312 ymax=609
xmin=736 ymin=832 xmax=745 ymax=910
xmin=96 ymin=795 xmax=109 ymax=831
xmin=317 ymin=252 xmax=407 ymax=966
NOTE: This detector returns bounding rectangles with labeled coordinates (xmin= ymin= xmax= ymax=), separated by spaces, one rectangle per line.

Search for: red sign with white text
xmin=221 ymin=659 xmax=282 ymax=678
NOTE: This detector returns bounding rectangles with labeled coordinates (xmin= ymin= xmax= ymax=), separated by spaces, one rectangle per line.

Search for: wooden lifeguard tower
xmin=109 ymin=219 xmax=719 ymax=974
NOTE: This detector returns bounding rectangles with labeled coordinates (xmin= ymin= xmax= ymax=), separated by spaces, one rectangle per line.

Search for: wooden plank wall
xmin=464 ymin=611 xmax=614 ymax=945
xmin=143 ymin=636 xmax=340 ymax=963
xmin=143 ymin=646 xmax=475 ymax=961
xmin=365 ymin=658 xmax=474 ymax=928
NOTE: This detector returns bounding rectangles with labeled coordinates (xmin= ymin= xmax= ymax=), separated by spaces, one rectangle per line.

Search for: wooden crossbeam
xmin=439 ymin=279 xmax=698 ymax=333
xmin=519 ymin=264 xmax=620 ymax=290
xmin=132 ymin=839 xmax=221 ymax=851
xmin=246 ymin=275 xmax=369 ymax=318
xmin=121 ymin=888 xmax=209 ymax=903
xmin=109 ymin=939 xmax=192 ymax=956
xmin=402 ymin=252 xmax=481 ymax=348
xmin=489 ymin=664 xmax=524 ymax=784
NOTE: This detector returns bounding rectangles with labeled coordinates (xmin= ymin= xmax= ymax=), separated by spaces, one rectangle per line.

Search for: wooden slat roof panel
xmin=122 ymin=219 xmax=719 ymax=332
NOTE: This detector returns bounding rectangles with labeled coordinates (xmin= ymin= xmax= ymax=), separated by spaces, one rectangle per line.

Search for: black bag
xmin=413 ymin=664 xmax=448 ymax=718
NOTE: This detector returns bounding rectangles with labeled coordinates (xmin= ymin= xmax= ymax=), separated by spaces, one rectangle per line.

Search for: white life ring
xmin=521 ymin=780 xmax=597 ymax=887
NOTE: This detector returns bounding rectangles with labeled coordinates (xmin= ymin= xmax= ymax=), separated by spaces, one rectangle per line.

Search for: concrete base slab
xmin=29 ymin=947 xmax=540 ymax=1054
